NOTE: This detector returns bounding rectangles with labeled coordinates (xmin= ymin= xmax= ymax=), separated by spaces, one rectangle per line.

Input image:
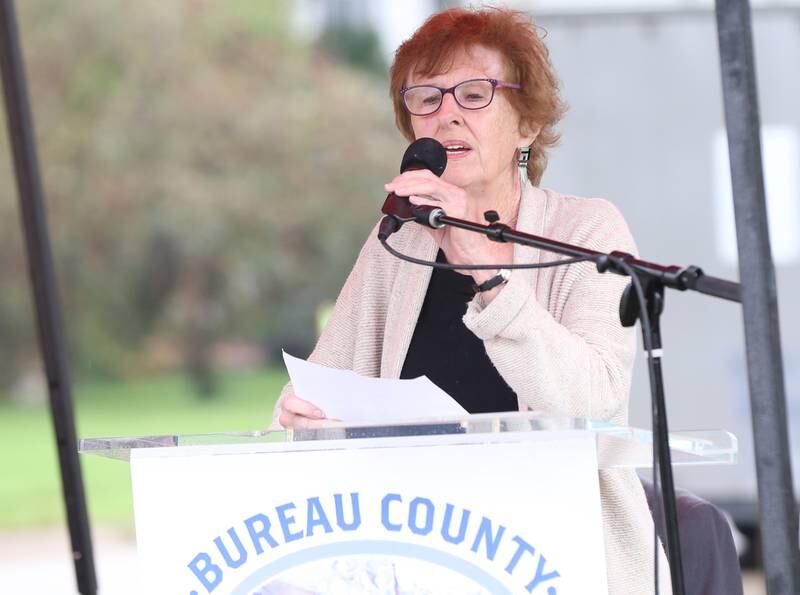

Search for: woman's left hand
xmin=384 ymin=170 xmax=514 ymax=300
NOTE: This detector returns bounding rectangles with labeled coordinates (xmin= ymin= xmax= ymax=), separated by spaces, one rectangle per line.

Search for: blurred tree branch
xmin=0 ymin=0 xmax=404 ymax=397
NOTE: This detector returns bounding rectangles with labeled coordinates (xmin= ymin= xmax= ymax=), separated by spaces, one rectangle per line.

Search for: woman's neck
xmin=462 ymin=169 xmax=523 ymax=225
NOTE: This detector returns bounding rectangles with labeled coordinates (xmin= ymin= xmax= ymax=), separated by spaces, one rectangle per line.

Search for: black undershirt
xmin=400 ymin=251 xmax=518 ymax=414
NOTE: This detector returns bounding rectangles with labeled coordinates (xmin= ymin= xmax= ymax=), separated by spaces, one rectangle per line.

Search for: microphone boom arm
xmin=431 ymin=211 xmax=741 ymax=303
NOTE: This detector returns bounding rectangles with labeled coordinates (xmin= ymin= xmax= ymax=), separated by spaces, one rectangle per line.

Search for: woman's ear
xmin=519 ymin=121 xmax=541 ymax=147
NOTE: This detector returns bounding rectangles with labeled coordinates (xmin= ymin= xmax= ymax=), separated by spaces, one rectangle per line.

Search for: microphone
xmin=378 ymin=137 xmax=448 ymax=241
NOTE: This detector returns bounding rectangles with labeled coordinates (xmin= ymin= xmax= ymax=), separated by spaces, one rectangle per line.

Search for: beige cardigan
xmin=272 ymin=182 xmax=670 ymax=593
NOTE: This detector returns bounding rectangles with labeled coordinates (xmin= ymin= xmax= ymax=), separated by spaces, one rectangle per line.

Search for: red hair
xmin=390 ymin=8 xmax=566 ymax=185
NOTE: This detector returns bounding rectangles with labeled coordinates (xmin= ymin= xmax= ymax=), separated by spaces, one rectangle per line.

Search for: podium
xmin=80 ymin=413 xmax=736 ymax=595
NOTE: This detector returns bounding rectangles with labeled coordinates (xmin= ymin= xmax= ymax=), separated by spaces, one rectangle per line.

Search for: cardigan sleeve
xmin=462 ymin=197 xmax=638 ymax=423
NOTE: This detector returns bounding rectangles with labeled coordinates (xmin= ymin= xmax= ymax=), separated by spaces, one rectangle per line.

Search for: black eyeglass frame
xmin=399 ymin=78 xmax=522 ymax=116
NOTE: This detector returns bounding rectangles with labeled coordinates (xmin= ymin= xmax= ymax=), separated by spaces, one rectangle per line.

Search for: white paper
xmin=282 ymin=351 xmax=468 ymax=423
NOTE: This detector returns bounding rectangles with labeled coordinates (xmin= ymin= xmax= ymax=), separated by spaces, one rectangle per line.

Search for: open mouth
xmin=443 ymin=142 xmax=472 ymax=157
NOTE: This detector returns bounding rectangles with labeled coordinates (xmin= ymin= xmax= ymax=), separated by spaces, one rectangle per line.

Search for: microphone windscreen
xmin=400 ymin=137 xmax=447 ymax=177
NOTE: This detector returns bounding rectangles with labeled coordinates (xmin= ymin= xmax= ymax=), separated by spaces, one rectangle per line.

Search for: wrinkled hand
xmin=278 ymin=395 xmax=331 ymax=429
xmin=384 ymin=170 xmax=514 ymax=295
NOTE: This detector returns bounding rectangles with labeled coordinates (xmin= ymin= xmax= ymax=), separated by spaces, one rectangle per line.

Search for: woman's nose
xmin=437 ymin=92 xmax=463 ymax=124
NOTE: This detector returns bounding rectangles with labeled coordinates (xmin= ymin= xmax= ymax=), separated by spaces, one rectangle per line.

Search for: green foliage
xmin=0 ymin=369 xmax=286 ymax=529
xmin=0 ymin=0 xmax=405 ymax=392
xmin=0 ymin=123 xmax=38 ymax=390
xmin=227 ymin=0 xmax=291 ymax=38
xmin=319 ymin=24 xmax=387 ymax=76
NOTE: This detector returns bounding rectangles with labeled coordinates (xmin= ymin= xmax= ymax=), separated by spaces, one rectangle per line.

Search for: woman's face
xmin=406 ymin=45 xmax=536 ymax=193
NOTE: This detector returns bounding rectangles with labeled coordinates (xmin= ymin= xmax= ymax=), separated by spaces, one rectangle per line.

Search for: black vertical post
xmin=714 ymin=1 xmax=800 ymax=593
xmin=645 ymin=288 xmax=685 ymax=594
xmin=0 ymin=1 xmax=97 ymax=594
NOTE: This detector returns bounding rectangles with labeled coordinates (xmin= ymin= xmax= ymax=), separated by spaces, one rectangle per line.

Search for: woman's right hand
xmin=278 ymin=395 xmax=329 ymax=429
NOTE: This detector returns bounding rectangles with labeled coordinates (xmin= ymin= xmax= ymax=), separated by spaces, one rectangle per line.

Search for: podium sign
xmin=130 ymin=430 xmax=606 ymax=595
xmin=82 ymin=413 xmax=736 ymax=594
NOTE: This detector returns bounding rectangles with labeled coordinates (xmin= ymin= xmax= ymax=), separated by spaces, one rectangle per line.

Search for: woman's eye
xmin=464 ymin=93 xmax=486 ymax=102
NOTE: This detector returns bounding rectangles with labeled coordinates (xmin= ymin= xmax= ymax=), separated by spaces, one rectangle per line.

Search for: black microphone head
xmin=400 ymin=137 xmax=447 ymax=177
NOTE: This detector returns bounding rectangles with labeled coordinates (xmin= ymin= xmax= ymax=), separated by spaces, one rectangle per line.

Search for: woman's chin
xmin=442 ymin=170 xmax=475 ymax=189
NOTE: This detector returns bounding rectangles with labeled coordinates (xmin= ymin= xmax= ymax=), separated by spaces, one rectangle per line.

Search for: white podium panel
xmin=130 ymin=430 xmax=606 ymax=595
xmin=82 ymin=413 xmax=736 ymax=594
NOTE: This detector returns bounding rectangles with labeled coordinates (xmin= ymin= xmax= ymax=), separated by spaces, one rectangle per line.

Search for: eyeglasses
xmin=400 ymin=78 xmax=521 ymax=116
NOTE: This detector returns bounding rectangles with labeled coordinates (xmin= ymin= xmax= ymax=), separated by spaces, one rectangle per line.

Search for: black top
xmin=400 ymin=251 xmax=518 ymax=414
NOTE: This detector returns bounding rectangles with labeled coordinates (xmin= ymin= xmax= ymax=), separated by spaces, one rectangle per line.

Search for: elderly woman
xmin=272 ymin=7 xmax=669 ymax=593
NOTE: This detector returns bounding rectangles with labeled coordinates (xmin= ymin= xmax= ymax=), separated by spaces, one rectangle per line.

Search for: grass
xmin=0 ymin=368 xmax=286 ymax=532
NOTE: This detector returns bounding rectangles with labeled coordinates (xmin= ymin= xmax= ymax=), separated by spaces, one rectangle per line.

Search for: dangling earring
xmin=517 ymin=145 xmax=530 ymax=187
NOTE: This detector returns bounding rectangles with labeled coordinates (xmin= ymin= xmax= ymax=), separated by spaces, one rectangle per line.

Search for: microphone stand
xmin=395 ymin=208 xmax=741 ymax=595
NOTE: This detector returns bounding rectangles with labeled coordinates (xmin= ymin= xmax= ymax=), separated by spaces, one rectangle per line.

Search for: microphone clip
xmin=483 ymin=210 xmax=511 ymax=243
xmin=379 ymin=193 xmax=445 ymax=240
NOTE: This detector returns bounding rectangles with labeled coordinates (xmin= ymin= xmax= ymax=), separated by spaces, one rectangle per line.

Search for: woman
xmin=272 ymin=8 xmax=669 ymax=593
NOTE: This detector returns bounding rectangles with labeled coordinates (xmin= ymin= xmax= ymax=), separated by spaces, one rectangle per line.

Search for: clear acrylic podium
xmin=80 ymin=412 xmax=736 ymax=595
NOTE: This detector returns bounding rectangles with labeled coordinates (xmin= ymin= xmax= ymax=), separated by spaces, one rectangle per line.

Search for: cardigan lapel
xmin=515 ymin=182 xmax=550 ymax=293
xmin=380 ymin=227 xmax=437 ymax=379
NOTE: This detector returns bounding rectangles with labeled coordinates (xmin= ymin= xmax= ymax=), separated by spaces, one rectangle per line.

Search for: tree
xmin=0 ymin=0 xmax=405 ymax=396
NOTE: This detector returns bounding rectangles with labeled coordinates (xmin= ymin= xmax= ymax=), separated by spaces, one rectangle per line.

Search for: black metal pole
xmin=644 ymin=288 xmax=685 ymax=593
xmin=714 ymin=1 xmax=800 ymax=593
xmin=0 ymin=1 xmax=97 ymax=594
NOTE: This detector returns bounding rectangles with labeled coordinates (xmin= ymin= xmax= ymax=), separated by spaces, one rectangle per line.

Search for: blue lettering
xmin=334 ymin=492 xmax=361 ymax=531
xmin=408 ymin=497 xmax=434 ymax=536
xmin=525 ymin=555 xmax=560 ymax=593
xmin=306 ymin=496 xmax=334 ymax=536
xmin=244 ymin=513 xmax=278 ymax=554
xmin=470 ymin=516 xmax=506 ymax=561
xmin=441 ymin=503 xmax=470 ymax=544
xmin=276 ymin=502 xmax=304 ymax=542
xmin=505 ymin=535 xmax=536 ymax=574
xmin=381 ymin=493 xmax=403 ymax=532
xmin=187 ymin=552 xmax=222 ymax=592
xmin=213 ymin=528 xmax=248 ymax=569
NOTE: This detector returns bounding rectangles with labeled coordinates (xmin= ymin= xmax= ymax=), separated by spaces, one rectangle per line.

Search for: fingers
xmin=385 ymin=183 xmax=442 ymax=202
xmin=279 ymin=396 xmax=328 ymax=429
xmin=384 ymin=170 xmax=453 ymax=199
xmin=278 ymin=410 xmax=330 ymax=429
xmin=385 ymin=169 xmax=438 ymax=188
xmin=385 ymin=174 xmax=465 ymax=216
xmin=283 ymin=395 xmax=325 ymax=418
xmin=406 ymin=195 xmax=445 ymax=210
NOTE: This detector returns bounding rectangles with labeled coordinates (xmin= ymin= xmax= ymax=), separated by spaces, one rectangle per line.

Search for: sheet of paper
xmin=282 ymin=351 xmax=468 ymax=423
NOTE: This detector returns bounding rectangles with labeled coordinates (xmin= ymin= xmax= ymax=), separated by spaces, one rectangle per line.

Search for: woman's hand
xmin=384 ymin=169 xmax=514 ymax=301
xmin=385 ymin=168 xmax=471 ymax=223
xmin=278 ymin=395 xmax=330 ymax=429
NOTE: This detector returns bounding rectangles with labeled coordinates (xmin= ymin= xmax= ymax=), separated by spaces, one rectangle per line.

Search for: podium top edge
xmin=78 ymin=412 xmax=737 ymax=468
